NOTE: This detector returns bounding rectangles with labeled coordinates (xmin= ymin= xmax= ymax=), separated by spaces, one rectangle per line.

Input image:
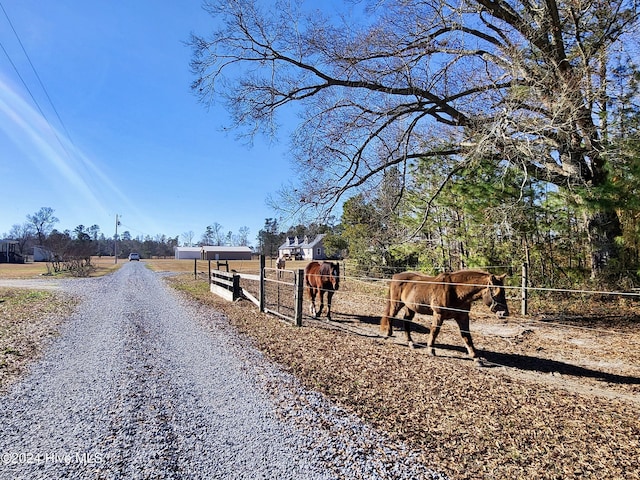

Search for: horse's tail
xmin=380 ymin=284 xmax=393 ymax=335
xmin=304 ymin=263 xmax=315 ymax=298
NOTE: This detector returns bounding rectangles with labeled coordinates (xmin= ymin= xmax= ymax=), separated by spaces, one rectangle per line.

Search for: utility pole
xmin=114 ymin=214 xmax=121 ymax=264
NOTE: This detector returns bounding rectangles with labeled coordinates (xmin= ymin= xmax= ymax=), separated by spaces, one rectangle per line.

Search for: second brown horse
xmin=304 ymin=261 xmax=340 ymax=320
xmin=380 ymin=269 xmax=509 ymax=359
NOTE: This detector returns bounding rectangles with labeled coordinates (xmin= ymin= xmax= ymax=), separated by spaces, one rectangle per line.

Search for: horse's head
xmin=483 ymin=273 xmax=509 ymax=318
xmin=328 ymin=262 xmax=340 ymax=290
xmin=316 ymin=261 xmax=340 ymax=290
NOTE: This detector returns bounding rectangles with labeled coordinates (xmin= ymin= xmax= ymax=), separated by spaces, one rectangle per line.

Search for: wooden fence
xmin=209 ymin=269 xmax=241 ymax=302
xmin=209 ymin=255 xmax=305 ymax=326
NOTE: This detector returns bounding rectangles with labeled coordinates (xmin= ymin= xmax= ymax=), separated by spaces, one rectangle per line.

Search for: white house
xmin=278 ymin=234 xmax=328 ymax=260
xmin=174 ymin=246 xmax=253 ymax=261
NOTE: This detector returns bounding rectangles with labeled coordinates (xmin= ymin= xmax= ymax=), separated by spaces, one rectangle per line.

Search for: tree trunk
xmin=586 ymin=209 xmax=622 ymax=279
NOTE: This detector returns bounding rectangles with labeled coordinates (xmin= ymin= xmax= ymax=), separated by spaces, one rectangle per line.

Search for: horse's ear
xmin=496 ymin=273 xmax=508 ymax=281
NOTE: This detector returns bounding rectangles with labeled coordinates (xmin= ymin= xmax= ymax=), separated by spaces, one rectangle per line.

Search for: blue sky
xmin=0 ymin=1 xmax=295 ymax=246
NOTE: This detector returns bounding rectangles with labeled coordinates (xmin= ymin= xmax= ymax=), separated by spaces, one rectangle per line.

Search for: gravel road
xmin=0 ymin=262 xmax=447 ymax=479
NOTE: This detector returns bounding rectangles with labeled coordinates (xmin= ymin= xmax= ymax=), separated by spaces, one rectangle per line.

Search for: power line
xmin=0 ymin=38 xmax=48 ymax=122
xmin=0 ymin=1 xmax=77 ymax=158
xmin=0 ymin=1 xmax=75 ymax=144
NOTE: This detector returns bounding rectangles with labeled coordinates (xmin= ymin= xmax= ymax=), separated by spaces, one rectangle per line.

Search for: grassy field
xmin=0 ymin=257 xmax=123 ymax=279
xmin=0 ymin=256 xmax=310 ymax=279
xmin=144 ymin=258 xmax=311 ymax=275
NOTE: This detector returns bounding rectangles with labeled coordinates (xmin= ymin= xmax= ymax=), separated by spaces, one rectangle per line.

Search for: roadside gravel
xmin=0 ymin=262 xmax=446 ymax=479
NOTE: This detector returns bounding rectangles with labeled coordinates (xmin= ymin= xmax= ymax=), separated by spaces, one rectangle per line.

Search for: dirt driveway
xmin=0 ymin=265 xmax=446 ymax=479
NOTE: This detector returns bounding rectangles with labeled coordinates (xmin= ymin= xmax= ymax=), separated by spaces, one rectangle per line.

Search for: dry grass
xmin=145 ymin=257 xmax=309 ymax=275
xmin=0 ymin=263 xmax=51 ymax=278
xmin=0 ymin=288 xmax=76 ymax=392
xmin=0 ymin=257 xmax=122 ymax=279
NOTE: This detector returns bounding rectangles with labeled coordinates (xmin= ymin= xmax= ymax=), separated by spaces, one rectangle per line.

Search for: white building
xmin=174 ymin=246 xmax=253 ymax=261
xmin=278 ymin=234 xmax=328 ymax=260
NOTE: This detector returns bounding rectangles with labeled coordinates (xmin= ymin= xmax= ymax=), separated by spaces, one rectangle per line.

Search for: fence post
xmin=521 ymin=263 xmax=528 ymax=316
xmin=259 ymin=255 xmax=265 ymax=313
xmin=232 ymin=274 xmax=240 ymax=301
xmin=194 ymin=258 xmax=197 ymax=279
xmin=294 ymin=268 xmax=304 ymax=327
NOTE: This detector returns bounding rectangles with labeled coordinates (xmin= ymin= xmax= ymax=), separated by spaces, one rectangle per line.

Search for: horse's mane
xmin=319 ymin=261 xmax=338 ymax=276
xmin=447 ymin=269 xmax=492 ymax=282
xmin=319 ymin=262 xmax=332 ymax=276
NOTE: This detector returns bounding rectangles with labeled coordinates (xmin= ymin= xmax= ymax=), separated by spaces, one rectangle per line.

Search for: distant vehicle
xmin=128 ymin=252 xmax=140 ymax=261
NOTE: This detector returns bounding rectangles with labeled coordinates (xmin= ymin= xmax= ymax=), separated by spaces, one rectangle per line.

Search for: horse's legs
xmin=309 ymin=288 xmax=317 ymax=316
xmin=403 ymin=309 xmax=416 ymax=348
xmin=317 ymin=290 xmax=325 ymax=318
xmin=380 ymin=299 xmax=404 ymax=337
xmin=455 ymin=314 xmax=477 ymax=359
xmin=426 ymin=313 xmax=445 ymax=356
xmin=326 ymin=290 xmax=333 ymax=320
xmin=380 ymin=300 xmax=392 ymax=336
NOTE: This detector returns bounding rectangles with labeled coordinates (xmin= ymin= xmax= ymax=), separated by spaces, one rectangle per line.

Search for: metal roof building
xmin=174 ymin=246 xmax=253 ymax=260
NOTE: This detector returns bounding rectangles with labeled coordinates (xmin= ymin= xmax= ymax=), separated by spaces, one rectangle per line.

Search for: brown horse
xmin=380 ymin=269 xmax=509 ymax=359
xmin=304 ymin=261 xmax=340 ymax=320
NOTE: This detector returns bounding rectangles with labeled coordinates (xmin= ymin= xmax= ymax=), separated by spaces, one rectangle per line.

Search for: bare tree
xmin=210 ymin=222 xmax=224 ymax=246
xmin=181 ymin=231 xmax=195 ymax=247
xmin=26 ymin=207 xmax=59 ymax=246
xmin=190 ymin=0 xmax=640 ymax=277
xmin=8 ymin=223 xmax=34 ymax=255
xmin=237 ymin=226 xmax=251 ymax=246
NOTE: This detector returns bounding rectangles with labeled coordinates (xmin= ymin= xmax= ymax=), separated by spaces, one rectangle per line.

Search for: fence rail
xmin=209 ymin=255 xmax=305 ymax=326
xmin=209 ymin=269 xmax=240 ymax=302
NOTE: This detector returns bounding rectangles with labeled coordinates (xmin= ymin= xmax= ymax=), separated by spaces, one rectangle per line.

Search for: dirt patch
xmin=0 ymin=279 xmax=65 ymax=290
xmin=172 ymin=275 xmax=640 ymax=480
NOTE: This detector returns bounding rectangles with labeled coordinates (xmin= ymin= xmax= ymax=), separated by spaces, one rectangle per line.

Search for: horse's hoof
xmin=428 ymin=349 xmax=437 ymax=356
xmin=408 ymin=341 xmax=416 ymax=349
xmin=473 ymin=358 xmax=486 ymax=367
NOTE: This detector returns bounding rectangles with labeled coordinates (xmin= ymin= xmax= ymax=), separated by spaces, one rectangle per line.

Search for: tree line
xmin=190 ymin=0 xmax=640 ymax=286
xmin=0 ymin=207 xmax=254 ymax=267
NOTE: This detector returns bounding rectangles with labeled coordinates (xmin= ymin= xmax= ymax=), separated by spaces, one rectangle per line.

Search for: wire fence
xmin=337 ymin=271 xmax=640 ymax=338
xmin=206 ymin=259 xmax=640 ymax=390
xmin=228 ymin=265 xmax=640 ymax=338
